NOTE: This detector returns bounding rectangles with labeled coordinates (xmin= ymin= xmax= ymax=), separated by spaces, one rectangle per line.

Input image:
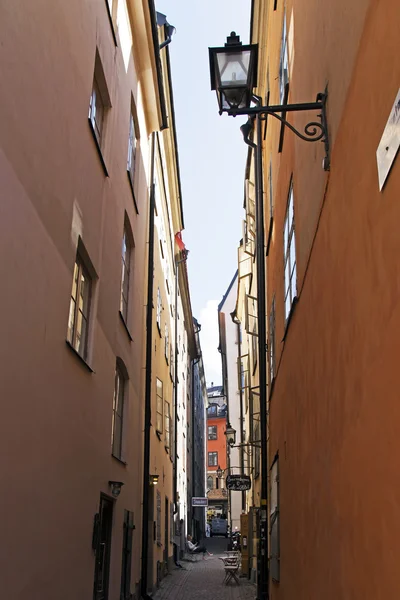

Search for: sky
xmin=158 ymin=0 xmax=251 ymax=387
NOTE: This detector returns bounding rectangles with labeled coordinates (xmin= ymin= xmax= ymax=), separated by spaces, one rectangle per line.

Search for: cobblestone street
xmin=153 ymin=538 xmax=256 ymax=600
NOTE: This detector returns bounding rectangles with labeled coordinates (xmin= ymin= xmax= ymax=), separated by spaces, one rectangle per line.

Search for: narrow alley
xmin=153 ymin=538 xmax=256 ymax=600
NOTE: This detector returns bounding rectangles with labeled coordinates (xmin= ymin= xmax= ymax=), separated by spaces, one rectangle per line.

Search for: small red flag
xmin=175 ymin=231 xmax=186 ymax=252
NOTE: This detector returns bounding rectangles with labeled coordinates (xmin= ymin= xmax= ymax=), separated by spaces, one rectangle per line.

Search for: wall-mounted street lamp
xmin=150 ymin=474 xmax=160 ymax=486
xmin=225 ymin=424 xmax=237 ymax=447
xmin=108 ymin=480 xmax=124 ymax=498
xmin=209 ymin=32 xmax=330 ymax=170
xmin=217 ymin=465 xmax=223 ymax=479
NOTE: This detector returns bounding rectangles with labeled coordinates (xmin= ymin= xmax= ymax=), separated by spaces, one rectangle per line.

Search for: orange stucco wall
xmin=207 ymin=417 xmax=227 ymax=471
xmin=254 ymin=0 xmax=400 ymax=598
xmin=0 ymin=1 xmax=152 ymax=598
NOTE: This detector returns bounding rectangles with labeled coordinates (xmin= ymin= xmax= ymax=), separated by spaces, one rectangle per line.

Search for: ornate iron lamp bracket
xmin=229 ymin=92 xmax=330 ymax=171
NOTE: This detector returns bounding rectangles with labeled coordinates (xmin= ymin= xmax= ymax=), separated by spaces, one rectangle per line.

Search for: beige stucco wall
xmin=0 ymin=1 xmax=158 ymax=598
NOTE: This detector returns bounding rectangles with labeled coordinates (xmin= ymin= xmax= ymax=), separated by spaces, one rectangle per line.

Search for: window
xmin=165 ymin=324 xmax=169 ymax=362
xmin=208 ymin=426 xmax=217 ymax=440
xmin=156 ymin=288 xmax=162 ymax=332
xmin=208 ymin=452 xmax=218 ymax=466
xmin=269 ymin=296 xmax=276 ymax=385
xmin=270 ymin=455 xmax=280 ymax=581
xmin=207 ymin=404 xmax=217 ymax=417
xmin=67 ymin=255 xmax=92 ymax=360
xmin=112 ymin=363 xmax=126 ymax=460
xmin=207 ymin=475 xmax=213 ymax=490
xmin=120 ymin=224 xmax=132 ymax=322
xmin=284 ymin=183 xmax=297 ymax=321
xmin=127 ymin=110 xmax=137 ymax=183
xmin=170 ymin=343 xmax=174 ymax=380
xmin=165 ymin=401 xmax=170 ymax=450
xmin=279 ymin=14 xmax=289 ymax=103
xmin=120 ymin=510 xmax=134 ymax=600
xmin=89 ymin=78 xmax=104 ymax=145
xmin=88 ymin=52 xmax=111 ymax=173
xmin=156 ymin=378 xmax=163 ymax=433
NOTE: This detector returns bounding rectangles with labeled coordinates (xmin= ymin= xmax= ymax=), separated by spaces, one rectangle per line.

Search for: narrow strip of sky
xmin=159 ymin=0 xmax=251 ymax=385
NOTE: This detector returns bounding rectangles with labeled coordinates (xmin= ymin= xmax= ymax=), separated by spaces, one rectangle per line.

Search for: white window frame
xmin=67 ymin=256 xmax=92 ymax=359
xmin=120 ymin=226 xmax=132 ymax=322
xmin=284 ymin=183 xmax=297 ymax=321
xmin=156 ymin=378 xmax=163 ymax=433
xmin=279 ymin=14 xmax=289 ymax=103
xmin=156 ymin=287 xmax=162 ymax=332
xmin=127 ymin=111 xmax=137 ymax=181
xmin=112 ymin=364 xmax=125 ymax=460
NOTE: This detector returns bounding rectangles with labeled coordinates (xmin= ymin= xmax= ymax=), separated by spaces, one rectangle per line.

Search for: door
xmin=164 ymin=498 xmax=169 ymax=567
xmin=94 ymin=495 xmax=114 ymax=600
xmin=120 ymin=510 xmax=134 ymax=599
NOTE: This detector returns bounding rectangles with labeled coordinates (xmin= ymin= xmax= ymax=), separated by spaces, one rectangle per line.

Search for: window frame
xmin=270 ymin=454 xmax=280 ymax=582
xmin=208 ymin=451 xmax=218 ymax=467
xmin=283 ymin=182 xmax=297 ymax=322
xmin=111 ymin=363 xmax=126 ymax=461
xmin=279 ymin=14 xmax=289 ymax=104
xmin=120 ymin=222 xmax=133 ymax=325
xmin=156 ymin=378 xmax=163 ymax=434
xmin=89 ymin=78 xmax=104 ymax=146
xmin=164 ymin=323 xmax=169 ymax=363
xmin=67 ymin=255 xmax=92 ymax=361
xmin=208 ymin=425 xmax=217 ymax=440
xmin=156 ymin=288 xmax=162 ymax=334
xmin=164 ymin=400 xmax=170 ymax=451
xmin=126 ymin=101 xmax=140 ymax=212
xmin=88 ymin=51 xmax=111 ymax=175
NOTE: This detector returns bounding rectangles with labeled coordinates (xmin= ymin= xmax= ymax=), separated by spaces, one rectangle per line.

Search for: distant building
xmin=187 ymin=317 xmax=208 ymax=541
xmin=206 ymin=386 xmax=228 ymax=521
xmin=218 ymin=272 xmax=242 ymax=533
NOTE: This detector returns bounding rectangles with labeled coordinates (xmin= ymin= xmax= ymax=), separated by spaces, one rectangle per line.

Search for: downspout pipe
xmin=241 ymin=110 xmax=269 ymax=600
xmin=141 ymin=132 xmax=156 ymax=600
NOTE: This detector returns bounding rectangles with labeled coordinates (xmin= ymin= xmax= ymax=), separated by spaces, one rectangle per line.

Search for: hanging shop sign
xmin=192 ymin=497 xmax=208 ymax=507
xmin=226 ymin=474 xmax=252 ymax=491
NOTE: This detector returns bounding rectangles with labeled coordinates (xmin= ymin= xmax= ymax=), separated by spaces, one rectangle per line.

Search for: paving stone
xmin=152 ymin=554 xmax=256 ymax=600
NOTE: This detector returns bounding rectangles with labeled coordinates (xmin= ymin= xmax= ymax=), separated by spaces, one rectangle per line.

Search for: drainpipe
xmin=141 ymin=132 xmax=156 ymax=600
xmin=241 ymin=112 xmax=269 ymax=600
xmin=236 ymin=323 xmax=246 ymax=511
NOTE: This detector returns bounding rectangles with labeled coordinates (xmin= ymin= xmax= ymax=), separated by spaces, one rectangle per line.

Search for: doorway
xmin=93 ymin=495 xmax=114 ymax=600
xmin=164 ymin=497 xmax=169 ymax=569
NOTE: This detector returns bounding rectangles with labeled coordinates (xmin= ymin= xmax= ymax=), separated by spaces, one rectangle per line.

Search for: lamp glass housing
xmin=209 ymin=35 xmax=258 ymax=113
xmin=225 ymin=425 xmax=236 ymax=446
xmin=217 ymin=466 xmax=223 ymax=479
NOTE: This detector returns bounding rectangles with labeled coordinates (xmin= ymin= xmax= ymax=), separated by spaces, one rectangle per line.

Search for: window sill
xmin=156 ymin=430 xmax=163 ymax=441
xmin=156 ymin=323 xmax=162 ymax=337
xmin=119 ymin=311 xmax=133 ymax=341
xmin=65 ymin=340 xmax=94 ymax=373
xmin=88 ymin=119 xmax=109 ymax=177
xmin=127 ymin=170 xmax=139 ymax=214
xmin=112 ymin=453 xmax=127 ymax=466
xmin=282 ymin=296 xmax=298 ymax=342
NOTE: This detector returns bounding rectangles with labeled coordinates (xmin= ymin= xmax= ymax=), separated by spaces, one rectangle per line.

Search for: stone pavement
xmin=152 ymin=543 xmax=256 ymax=600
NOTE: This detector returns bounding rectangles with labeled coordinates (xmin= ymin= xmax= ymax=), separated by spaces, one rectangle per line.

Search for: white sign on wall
xmin=376 ymin=88 xmax=400 ymax=191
